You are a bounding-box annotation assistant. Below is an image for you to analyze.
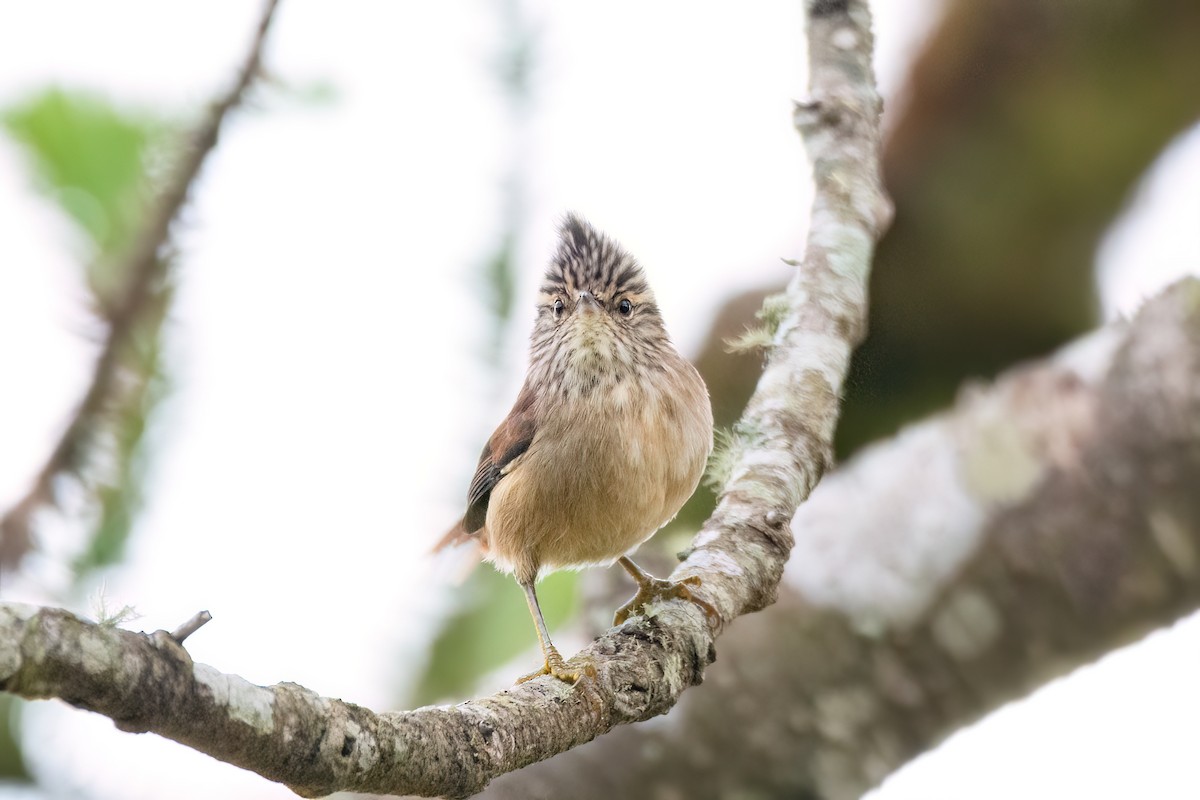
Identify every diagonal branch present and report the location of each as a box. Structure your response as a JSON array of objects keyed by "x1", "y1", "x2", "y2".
[
  {"x1": 0, "y1": 0, "x2": 282, "y2": 569},
  {"x1": 0, "y1": 1, "x2": 888, "y2": 797},
  {"x1": 674, "y1": 0, "x2": 892, "y2": 620}
]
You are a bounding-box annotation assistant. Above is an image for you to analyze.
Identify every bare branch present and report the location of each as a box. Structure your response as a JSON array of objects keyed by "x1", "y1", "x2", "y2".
[
  {"x1": 170, "y1": 610, "x2": 212, "y2": 644},
  {"x1": 0, "y1": 0, "x2": 282, "y2": 569}
]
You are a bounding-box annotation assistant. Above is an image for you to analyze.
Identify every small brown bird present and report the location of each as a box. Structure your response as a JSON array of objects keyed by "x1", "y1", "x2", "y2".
[{"x1": 441, "y1": 214, "x2": 714, "y2": 683}]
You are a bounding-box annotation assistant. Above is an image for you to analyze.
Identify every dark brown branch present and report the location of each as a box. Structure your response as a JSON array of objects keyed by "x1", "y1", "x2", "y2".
[
  {"x1": 0, "y1": 1, "x2": 888, "y2": 797},
  {"x1": 0, "y1": 0, "x2": 282, "y2": 569}
]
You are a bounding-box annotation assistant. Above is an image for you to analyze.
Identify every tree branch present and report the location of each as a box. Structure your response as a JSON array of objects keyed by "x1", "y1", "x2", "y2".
[
  {"x1": 672, "y1": 0, "x2": 891, "y2": 621},
  {"x1": 469, "y1": 276, "x2": 1200, "y2": 800},
  {"x1": 0, "y1": 0, "x2": 282, "y2": 569},
  {"x1": 0, "y1": 1, "x2": 888, "y2": 797}
]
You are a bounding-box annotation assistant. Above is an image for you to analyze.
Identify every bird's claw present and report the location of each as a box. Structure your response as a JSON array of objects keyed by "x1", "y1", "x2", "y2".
[
  {"x1": 516, "y1": 649, "x2": 595, "y2": 685},
  {"x1": 613, "y1": 573, "x2": 719, "y2": 627}
]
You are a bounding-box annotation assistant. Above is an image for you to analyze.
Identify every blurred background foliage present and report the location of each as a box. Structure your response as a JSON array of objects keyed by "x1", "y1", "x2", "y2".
[
  {"x1": 833, "y1": 0, "x2": 1200, "y2": 454},
  {"x1": 1, "y1": 89, "x2": 175, "y2": 581},
  {"x1": 1, "y1": 0, "x2": 1199, "y2": 788},
  {"x1": 3, "y1": 90, "x2": 160, "y2": 276}
]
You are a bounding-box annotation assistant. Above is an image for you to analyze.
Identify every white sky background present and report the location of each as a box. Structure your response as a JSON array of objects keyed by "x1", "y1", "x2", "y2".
[{"x1": 0, "y1": 1, "x2": 1197, "y2": 798}]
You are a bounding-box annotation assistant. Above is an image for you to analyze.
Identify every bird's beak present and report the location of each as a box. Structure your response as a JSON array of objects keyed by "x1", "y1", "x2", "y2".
[{"x1": 577, "y1": 291, "x2": 600, "y2": 314}]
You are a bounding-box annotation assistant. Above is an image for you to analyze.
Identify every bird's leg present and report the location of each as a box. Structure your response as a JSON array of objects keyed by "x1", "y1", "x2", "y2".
[
  {"x1": 516, "y1": 579, "x2": 590, "y2": 684},
  {"x1": 613, "y1": 556, "x2": 719, "y2": 626}
]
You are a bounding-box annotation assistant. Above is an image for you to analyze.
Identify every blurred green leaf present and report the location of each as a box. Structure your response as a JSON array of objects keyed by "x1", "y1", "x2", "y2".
[
  {"x1": 0, "y1": 696, "x2": 29, "y2": 782},
  {"x1": 1, "y1": 88, "x2": 167, "y2": 303},
  {"x1": 413, "y1": 568, "x2": 578, "y2": 704}
]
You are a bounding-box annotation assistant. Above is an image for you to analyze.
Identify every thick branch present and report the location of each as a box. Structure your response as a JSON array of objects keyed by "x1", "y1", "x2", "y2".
[
  {"x1": 0, "y1": 0, "x2": 281, "y2": 569},
  {"x1": 0, "y1": 1, "x2": 887, "y2": 797},
  {"x1": 471, "y1": 276, "x2": 1200, "y2": 800}
]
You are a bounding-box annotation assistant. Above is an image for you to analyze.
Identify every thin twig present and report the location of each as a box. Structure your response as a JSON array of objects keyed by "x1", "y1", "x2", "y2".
[
  {"x1": 0, "y1": 0, "x2": 282, "y2": 570},
  {"x1": 170, "y1": 610, "x2": 212, "y2": 645}
]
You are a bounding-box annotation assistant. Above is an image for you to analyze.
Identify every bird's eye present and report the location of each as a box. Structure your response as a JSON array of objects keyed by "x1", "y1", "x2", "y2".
[
  {"x1": 617, "y1": 298, "x2": 633, "y2": 316},
  {"x1": 553, "y1": 298, "x2": 565, "y2": 319}
]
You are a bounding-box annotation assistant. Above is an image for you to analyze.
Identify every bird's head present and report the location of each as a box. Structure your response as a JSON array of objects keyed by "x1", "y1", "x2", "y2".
[{"x1": 529, "y1": 214, "x2": 670, "y2": 391}]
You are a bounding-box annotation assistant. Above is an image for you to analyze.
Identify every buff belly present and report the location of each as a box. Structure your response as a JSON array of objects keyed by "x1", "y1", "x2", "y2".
[{"x1": 482, "y1": 380, "x2": 711, "y2": 584}]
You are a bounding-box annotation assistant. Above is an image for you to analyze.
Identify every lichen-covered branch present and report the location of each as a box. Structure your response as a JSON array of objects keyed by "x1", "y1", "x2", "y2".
[
  {"x1": 0, "y1": 0, "x2": 281, "y2": 570},
  {"x1": 0, "y1": 1, "x2": 888, "y2": 797},
  {"x1": 470, "y1": 277, "x2": 1200, "y2": 800},
  {"x1": 673, "y1": 0, "x2": 891, "y2": 622}
]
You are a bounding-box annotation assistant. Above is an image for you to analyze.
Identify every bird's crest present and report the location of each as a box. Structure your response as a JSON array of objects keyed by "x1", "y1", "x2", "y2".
[{"x1": 540, "y1": 213, "x2": 653, "y2": 302}]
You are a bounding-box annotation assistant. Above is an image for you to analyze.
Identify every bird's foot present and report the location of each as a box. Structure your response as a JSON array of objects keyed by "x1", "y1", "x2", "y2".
[
  {"x1": 613, "y1": 572, "x2": 719, "y2": 627},
  {"x1": 516, "y1": 646, "x2": 594, "y2": 685}
]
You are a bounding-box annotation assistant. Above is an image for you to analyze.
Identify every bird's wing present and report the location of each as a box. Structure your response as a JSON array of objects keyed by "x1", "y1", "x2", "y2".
[{"x1": 463, "y1": 379, "x2": 538, "y2": 533}]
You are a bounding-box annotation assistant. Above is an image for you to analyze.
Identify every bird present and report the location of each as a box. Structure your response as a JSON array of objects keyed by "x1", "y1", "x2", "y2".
[{"x1": 439, "y1": 213, "x2": 714, "y2": 683}]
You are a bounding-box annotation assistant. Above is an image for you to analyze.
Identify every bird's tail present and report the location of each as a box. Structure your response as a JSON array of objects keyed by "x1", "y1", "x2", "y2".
[
  {"x1": 429, "y1": 519, "x2": 483, "y2": 584},
  {"x1": 432, "y1": 519, "x2": 473, "y2": 553}
]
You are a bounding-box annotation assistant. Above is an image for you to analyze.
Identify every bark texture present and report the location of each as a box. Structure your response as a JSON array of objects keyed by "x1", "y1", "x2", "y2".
[
  {"x1": 0, "y1": 2, "x2": 889, "y2": 797},
  {"x1": 473, "y1": 277, "x2": 1200, "y2": 800}
]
